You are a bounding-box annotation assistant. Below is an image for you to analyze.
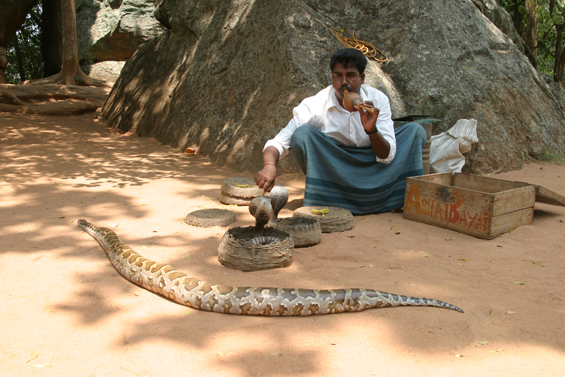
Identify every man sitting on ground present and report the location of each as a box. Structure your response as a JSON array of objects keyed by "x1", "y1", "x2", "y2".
[{"x1": 254, "y1": 48, "x2": 426, "y2": 215}]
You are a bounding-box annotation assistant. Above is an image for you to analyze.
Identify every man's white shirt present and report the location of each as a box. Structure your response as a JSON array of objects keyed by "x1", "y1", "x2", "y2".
[{"x1": 264, "y1": 84, "x2": 396, "y2": 163}]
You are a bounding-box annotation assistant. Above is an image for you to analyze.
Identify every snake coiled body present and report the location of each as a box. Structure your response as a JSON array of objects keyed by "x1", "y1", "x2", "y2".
[
  {"x1": 78, "y1": 219, "x2": 463, "y2": 315},
  {"x1": 248, "y1": 236, "x2": 284, "y2": 245}
]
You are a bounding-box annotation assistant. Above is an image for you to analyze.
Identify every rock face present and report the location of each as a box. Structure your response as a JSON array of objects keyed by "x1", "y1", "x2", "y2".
[
  {"x1": 373, "y1": 1, "x2": 565, "y2": 173},
  {"x1": 102, "y1": 0, "x2": 565, "y2": 174},
  {"x1": 81, "y1": 61, "x2": 125, "y2": 83},
  {"x1": 471, "y1": 0, "x2": 525, "y2": 53},
  {"x1": 76, "y1": 0, "x2": 166, "y2": 65},
  {"x1": 36, "y1": 0, "x2": 165, "y2": 81}
]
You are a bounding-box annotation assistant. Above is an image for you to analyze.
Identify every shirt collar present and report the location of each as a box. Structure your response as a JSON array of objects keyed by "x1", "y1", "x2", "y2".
[{"x1": 328, "y1": 87, "x2": 343, "y2": 111}]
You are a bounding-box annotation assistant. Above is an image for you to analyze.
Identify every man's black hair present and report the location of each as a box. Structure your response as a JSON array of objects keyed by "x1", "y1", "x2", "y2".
[{"x1": 330, "y1": 48, "x2": 368, "y2": 74}]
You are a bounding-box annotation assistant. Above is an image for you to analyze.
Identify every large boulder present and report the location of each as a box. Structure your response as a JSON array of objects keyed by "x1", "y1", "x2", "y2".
[
  {"x1": 102, "y1": 0, "x2": 565, "y2": 174},
  {"x1": 40, "y1": 0, "x2": 165, "y2": 81},
  {"x1": 81, "y1": 60, "x2": 126, "y2": 83},
  {"x1": 372, "y1": 0, "x2": 565, "y2": 173},
  {"x1": 76, "y1": 0, "x2": 166, "y2": 65},
  {"x1": 471, "y1": 0, "x2": 525, "y2": 53}
]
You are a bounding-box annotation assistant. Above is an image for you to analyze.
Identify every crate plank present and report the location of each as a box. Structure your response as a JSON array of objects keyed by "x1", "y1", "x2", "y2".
[
  {"x1": 413, "y1": 173, "x2": 452, "y2": 185},
  {"x1": 489, "y1": 208, "x2": 534, "y2": 238},
  {"x1": 535, "y1": 185, "x2": 565, "y2": 207},
  {"x1": 492, "y1": 186, "x2": 536, "y2": 216},
  {"x1": 451, "y1": 173, "x2": 532, "y2": 193}
]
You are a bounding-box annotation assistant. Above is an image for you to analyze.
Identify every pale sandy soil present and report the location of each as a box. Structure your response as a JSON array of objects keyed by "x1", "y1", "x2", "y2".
[{"x1": 1, "y1": 111, "x2": 564, "y2": 377}]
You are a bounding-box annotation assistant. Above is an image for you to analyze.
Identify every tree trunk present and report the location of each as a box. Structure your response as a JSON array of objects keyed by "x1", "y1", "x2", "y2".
[
  {"x1": 554, "y1": 23, "x2": 565, "y2": 84},
  {"x1": 13, "y1": 33, "x2": 27, "y2": 82},
  {"x1": 25, "y1": 0, "x2": 106, "y2": 86},
  {"x1": 524, "y1": 0, "x2": 538, "y2": 68},
  {"x1": 511, "y1": 0, "x2": 539, "y2": 68},
  {"x1": 59, "y1": 0, "x2": 85, "y2": 85},
  {"x1": 41, "y1": 0, "x2": 63, "y2": 77},
  {"x1": 550, "y1": 0, "x2": 565, "y2": 84}
]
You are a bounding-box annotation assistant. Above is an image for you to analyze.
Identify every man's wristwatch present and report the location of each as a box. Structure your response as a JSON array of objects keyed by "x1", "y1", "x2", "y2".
[{"x1": 364, "y1": 127, "x2": 378, "y2": 135}]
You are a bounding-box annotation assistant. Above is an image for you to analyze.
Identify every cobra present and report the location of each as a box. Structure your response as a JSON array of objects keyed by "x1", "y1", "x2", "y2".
[
  {"x1": 268, "y1": 185, "x2": 289, "y2": 226},
  {"x1": 77, "y1": 219, "x2": 463, "y2": 316}
]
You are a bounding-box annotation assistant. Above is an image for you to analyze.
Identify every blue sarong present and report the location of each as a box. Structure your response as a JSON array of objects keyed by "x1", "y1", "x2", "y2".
[{"x1": 290, "y1": 122, "x2": 426, "y2": 215}]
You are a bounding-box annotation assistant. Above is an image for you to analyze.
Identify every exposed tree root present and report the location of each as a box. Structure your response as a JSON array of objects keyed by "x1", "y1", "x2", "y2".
[
  {"x1": 23, "y1": 70, "x2": 111, "y2": 88},
  {"x1": 0, "y1": 83, "x2": 110, "y2": 115},
  {"x1": 0, "y1": 89, "x2": 25, "y2": 105}
]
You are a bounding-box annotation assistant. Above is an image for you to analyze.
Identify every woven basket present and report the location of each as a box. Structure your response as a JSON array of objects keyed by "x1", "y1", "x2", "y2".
[
  {"x1": 219, "y1": 177, "x2": 264, "y2": 206},
  {"x1": 292, "y1": 206, "x2": 355, "y2": 233},
  {"x1": 276, "y1": 217, "x2": 321, "y2": 247},
  {"x1": 219, "y1": 193, "x2": 255, "y2": 206},
  {"x1": 218, "y1": 226, "x2": 293, "y2": 271}
]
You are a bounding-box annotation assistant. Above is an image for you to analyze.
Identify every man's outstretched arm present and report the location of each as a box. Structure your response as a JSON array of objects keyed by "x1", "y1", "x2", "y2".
[{"x1": 254, "y1": 146, "x2": 280, "y2": 192}]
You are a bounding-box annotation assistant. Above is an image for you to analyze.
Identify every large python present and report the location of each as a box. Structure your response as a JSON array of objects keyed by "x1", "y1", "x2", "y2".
[{"x1": 77, "y1": 217, "x2": 464, "y2": 316}]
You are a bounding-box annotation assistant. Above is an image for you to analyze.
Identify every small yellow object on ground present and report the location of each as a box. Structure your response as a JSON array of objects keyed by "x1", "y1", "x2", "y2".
[{"x1": 311, "y1": 208, "x2": 329, "y2": 216}]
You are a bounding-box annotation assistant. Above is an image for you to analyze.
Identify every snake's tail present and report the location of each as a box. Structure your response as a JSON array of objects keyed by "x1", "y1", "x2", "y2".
[{"x1": 369, "y1": 291, "x2": 464, "y2": 313}]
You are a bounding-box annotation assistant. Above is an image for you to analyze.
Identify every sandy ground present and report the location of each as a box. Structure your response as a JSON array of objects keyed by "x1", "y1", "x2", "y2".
[{"x1": 1, "y1": 110, "x2": 565, "y2": 377}]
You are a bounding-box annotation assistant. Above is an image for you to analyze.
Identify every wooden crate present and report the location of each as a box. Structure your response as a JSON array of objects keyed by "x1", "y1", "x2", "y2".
[{"x1": 403, "y1": 173, "x2": 536, "y2": 239}]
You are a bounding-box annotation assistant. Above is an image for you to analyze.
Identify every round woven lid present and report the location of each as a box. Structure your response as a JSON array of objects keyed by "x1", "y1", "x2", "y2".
[
  {"x1": 221, "y1": 177, "x2": 264, "y2": 198},
  {"x1": 292, "y1": 206, "x2": 355, "y2": 233},
  {"x1": 276, "y1": 217, "x2": 322, "y2": 247},
  {"x1": 184, "y1": 208, "x2": 236, "y2": 227},
  {"x1": 219, "y1": 193, "x2": 253, "y2": 206}
]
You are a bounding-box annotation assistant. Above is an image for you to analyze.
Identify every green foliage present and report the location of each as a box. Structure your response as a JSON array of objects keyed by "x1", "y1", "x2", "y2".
[
  {"x1": 521, "y1": 148, "x2": 565, "y2": 164},
  {"x1": 5, "y1": 3, "x2": 43, "y2": 84},
  {"x1": 499, "y1": 0, "x2": 565, "y2": 82},
  {"x1": 534, "y1": 148, "x2": 565, "y2": 164},
  {"x1": 533, "y1": 2, "x2": 556, "y2": 75}
]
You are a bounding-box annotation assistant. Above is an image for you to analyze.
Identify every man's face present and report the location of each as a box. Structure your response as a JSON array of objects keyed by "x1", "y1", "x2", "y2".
[{"x1": 332, "y1": 63, "x2": 365, "y2": 102}]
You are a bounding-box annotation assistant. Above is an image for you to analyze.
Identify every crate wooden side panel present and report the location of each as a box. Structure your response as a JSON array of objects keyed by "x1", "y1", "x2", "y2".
[
  {"x1": 491, "y1": 186, "x2": 536, "y2": 217},
  {"x1": 449, "y1": 173, "x2": 535, "y2": 216},
  {"x1": 412, "y1": 172, "x2": 453, "y2": 185},
  {"x1": 453, "y1": 176, "x2": 565, "y2": 208},
  {"x1": 451, "y1": 173, "x2": 532, "y2": 193},
  {"x1": 403, "y1": 177, "x2": 495, "y2": 238},
  {"x1": 489, "y1": 208, "x2": 534, "y2": 239}
]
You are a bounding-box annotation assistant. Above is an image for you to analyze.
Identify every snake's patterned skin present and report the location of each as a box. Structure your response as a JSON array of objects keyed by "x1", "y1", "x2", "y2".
[
  {"x1": 77, "y1": 219, "x2": 463, "y2": 316},
  {"x1": 269, "y1": 186, "x2": 289, "y2": 225},
  {"x1": 248, "y1": 236, "x2": 283, "y2": 245},
  {"x1": 248, "y1": 197, "x2": 272, "y2": 233}
]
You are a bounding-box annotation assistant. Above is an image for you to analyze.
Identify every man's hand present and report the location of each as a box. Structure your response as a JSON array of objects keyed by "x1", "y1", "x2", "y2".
[
  {"x1": 254, "y1": 165, "x2": 277, "y2": 192},
  {"x1": 355, "y1": 101, "x2": 390, "y2": 159},
  {"x1": 255, "y1": 146, "x2": 280, "y2": 192},
  {"x1": 355, "y1": 100, "x2": 380, "y2": 133}
]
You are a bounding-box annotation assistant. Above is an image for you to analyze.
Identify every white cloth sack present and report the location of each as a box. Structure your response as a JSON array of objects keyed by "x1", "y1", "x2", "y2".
[{"x1": 430, "y1": 119, "x2": 478, "y2": 173}]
